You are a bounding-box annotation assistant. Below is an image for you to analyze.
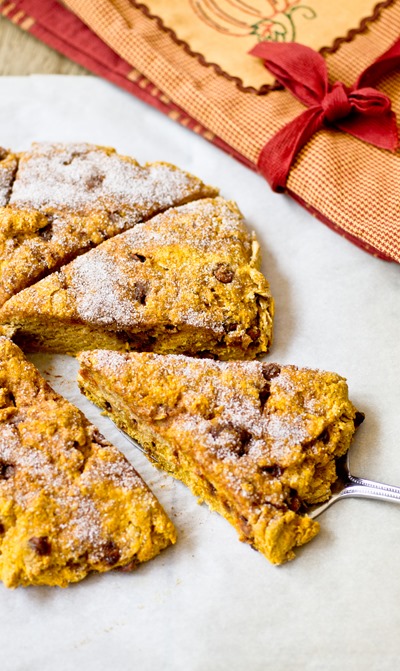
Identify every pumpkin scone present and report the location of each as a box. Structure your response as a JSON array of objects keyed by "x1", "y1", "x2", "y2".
[
  {"x1": 0, "y1": 142, "x2": 217, "y2": 307},
  {"x1": 77, "y1": 351, "x2": 364, "y2": 564},
  {"x1": 0, "y1": 337, "x2": 176, "y2": 588},
  {"x1": 0, "y1": 198, "x2": 274, "y2": 359}
]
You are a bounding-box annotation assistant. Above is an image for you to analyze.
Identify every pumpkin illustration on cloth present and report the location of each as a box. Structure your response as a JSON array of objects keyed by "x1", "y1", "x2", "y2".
[{"x1": 189, "y1": 0, "x2": 316, "y2": 42}]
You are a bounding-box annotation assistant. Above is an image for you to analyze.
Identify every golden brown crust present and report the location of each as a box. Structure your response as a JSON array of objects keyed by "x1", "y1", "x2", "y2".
[
  {"x1": 0, "y1": 142, "x2": 217, "y2": 307},
  {"x1": 0, "y1": 198, "x2": 274, "y2": 359},
  {"x1": 0, "y1": 337, "x2": 176, "y2": 588},
  {"x1": 77, "y1": 351, "x2": 362, "y2": 564}
]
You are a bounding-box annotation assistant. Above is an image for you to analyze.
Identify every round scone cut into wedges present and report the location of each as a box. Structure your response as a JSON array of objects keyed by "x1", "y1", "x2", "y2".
[
  {"x1": 0, "y1": 197, "x2": 274, "y2": 359},
  {"x1": 77, "y1": 351, "x2": 364, "y2": 565},
  {"x1": 0, "y1": 142, "x2": 218, "y2": 308},
  {"x1": 0, "y1": 338, "x2": 176, "y2": 588}
]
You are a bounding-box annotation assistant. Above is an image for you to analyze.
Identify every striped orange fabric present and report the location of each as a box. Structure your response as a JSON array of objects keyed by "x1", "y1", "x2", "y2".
[{"x1": 63, "y1": 0, "x2": 400, "y2": 261}]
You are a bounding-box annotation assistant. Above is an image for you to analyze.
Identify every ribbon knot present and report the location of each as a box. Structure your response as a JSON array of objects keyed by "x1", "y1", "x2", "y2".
[
  {"x1": 321, "y1": 82, "x2": 351, "y2": 123},
  {"x1": 249, "y1": 41, "x2": 400, "y2": 192}
]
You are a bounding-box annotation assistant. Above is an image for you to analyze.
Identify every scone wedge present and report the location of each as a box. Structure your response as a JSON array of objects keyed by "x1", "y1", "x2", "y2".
[
  {"x1": 0, "y1": 142, "x2": 217, "y2": 307},
  {"x1": 78, "y1": 351, "x2": 364, "y2": 564},
  {"x1": 0, "y1": 338, "x2": 176, "y2": 588},
  {"x1": 0, "y1": 198, "x2": 274, "y2": 359}
]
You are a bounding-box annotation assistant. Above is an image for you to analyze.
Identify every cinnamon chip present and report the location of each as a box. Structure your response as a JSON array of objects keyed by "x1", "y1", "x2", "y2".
[
  {"x1": 213, "y1": 263, "x2": 234, "y2": 283},
  {"x1": 29, "y1": 536, "x2": 52, "y2": 556}
]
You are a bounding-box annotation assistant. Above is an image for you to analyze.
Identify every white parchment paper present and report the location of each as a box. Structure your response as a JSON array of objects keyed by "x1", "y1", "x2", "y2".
[{"x1": 0, "y1": 76, "x2": 399, "y2": 671}]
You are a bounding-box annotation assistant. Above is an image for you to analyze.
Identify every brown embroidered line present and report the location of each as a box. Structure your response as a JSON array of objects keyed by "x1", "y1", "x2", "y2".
[
  {"x1": 320, "y1": 0, "x2": 396, "y2": 56},
  {"x1": 128, "y1": 0, "x2": 280, "y2": 95},
  {"x1": 129, "y1": 0, "x2": 396, "y2": 95}
]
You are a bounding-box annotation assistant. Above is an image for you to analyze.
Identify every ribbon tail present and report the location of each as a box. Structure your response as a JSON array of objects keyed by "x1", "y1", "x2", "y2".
[
  {"x1": 336, "y1": 111, "x2": 398, "y2": 151},
  {"x1": 356, "y1": 37, "x2": 400, "y2": 89},
  {"x1": 258, "y1": 107, "x2": 324, "y2": 192}
]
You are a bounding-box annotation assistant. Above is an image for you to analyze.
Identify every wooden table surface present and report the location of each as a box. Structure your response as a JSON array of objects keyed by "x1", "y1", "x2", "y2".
[{"x1": 0, "y1": 15, "x2": 88, "y2": 75}]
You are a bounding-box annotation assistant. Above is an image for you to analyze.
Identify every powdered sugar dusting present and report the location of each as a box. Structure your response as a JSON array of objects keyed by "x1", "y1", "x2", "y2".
[
  {"x1": 81, "y1": 442, "x2": 145, "y2": 492},
  {"x1": 61, "y1": 494, "x2": 104, "y2": 550},
  {"x1": 0, "y1": 173, "x2": 11, "y2": 206},
  {"x1": 79, "y1": 350, "x2": 358, "y2": 551},
  {"x1": 265, "y1": 413, "x2": 309, "y2": 447},
  {"x1": 177, "y1": 307, "x2": 214, "y2": 330},
  {"x1": 0, "y1": 143, "x2": 217, "y2": 306},
  {"x1": 0, "y1": 152, "x2": 17, "y2": 207},
  {"x1": 91, "y1": 349, "x2": 132, "y2": 375},
  {"x1": 70, "y1": 248, "x2": 137, "y2": 326},
  {"x1": 0, "y1": 371, "x2": 157, "y2": 566},
  {"x1": 122, "y1": 197, "x2": 250, "y2": 252},
  {"x1": 83, "y1": 352, "x2": 353, "y2": 509},
  {"x1": 66, "y1": 197, "x2": 254, "y2": 331},
  {"x1": 9, "y1": 143, "x2": 201, "y2": 214},
  {"x1": 90, "y1": 353, "x2": 316, "y2": 463}
]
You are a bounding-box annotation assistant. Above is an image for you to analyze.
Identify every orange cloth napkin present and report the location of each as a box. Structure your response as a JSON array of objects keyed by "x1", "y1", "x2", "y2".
[{"x1": 2, "y1": 0, "x2": 400, "y2": 260}]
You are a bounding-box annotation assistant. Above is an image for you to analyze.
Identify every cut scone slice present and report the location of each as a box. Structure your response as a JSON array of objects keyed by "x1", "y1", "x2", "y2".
[
  {"x1": 77, "y1": 351, "x2": 364, "y2": 565},
  {"x1": 0, "y1": 338, "x2": 176, "y2": 588},
  {"x1": 0, "y1": 197, "x2": 274, "y2": 359},
  {"x1": 0, "y1": 142, "x2": 217, "y2": 307}
]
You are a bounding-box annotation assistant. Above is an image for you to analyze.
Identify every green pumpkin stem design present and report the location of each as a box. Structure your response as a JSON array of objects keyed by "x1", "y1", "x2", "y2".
[{"x1": 251, "y1": 6, "x2": 317, "y2": 43}]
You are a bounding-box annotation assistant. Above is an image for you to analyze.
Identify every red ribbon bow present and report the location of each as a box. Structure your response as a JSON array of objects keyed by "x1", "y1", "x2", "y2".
[{"x1": 249, "y1": 40, "x2": 400, "y2": 192}]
